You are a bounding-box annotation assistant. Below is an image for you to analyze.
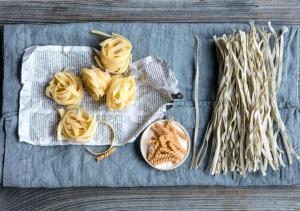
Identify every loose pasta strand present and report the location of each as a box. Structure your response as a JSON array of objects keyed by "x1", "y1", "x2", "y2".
[
  {"x1": 190, "y1": 35, "x2": 200, "y2": 169},
  {"x1": 86, "y1": 121, "x2": 117, "y2": 161}
]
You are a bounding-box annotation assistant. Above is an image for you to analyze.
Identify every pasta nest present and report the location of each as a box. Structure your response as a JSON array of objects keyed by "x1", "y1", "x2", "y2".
[
  {"x1": 106, "y1": 75, "x2": 136, "y2": 110},
  {"x1": 99, "y1": 34, "x2": 132, "y2": 74},
  {"x1": 57, "y1": 107, "x2": 97, "y2": 143},
  {"x1": 46, "y1": 69, "x2": 84, "y2": 106},
  {"x1": 81, "y1": 67, "x2": 111, "y2": 101}
]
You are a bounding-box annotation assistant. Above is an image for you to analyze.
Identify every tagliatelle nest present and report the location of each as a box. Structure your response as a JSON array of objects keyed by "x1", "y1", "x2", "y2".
[
  {"x1": 81, "y1": 67, "x2": 112, "y2": 101},
  {"x1": 57, "y1": 107, "x2": 97, "y2": 143},
  {"x1": 106, "y1": 75, "x2": 136, "y2": 111},
  {"x1": 45, "y1": 69, "x2": 84, "y2": 106},
  {"x1": 97, "y1": 33, "x2": 132, "y2": 74}
]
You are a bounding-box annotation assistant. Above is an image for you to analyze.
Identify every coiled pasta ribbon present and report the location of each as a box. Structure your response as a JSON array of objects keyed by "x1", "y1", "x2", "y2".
[
  {"x1": 86, "y1": 121, "x2": 116, "y2": 161},
  {"x1": 98, "y1": 33, "x2": 132, "y2": 74},
  {"x1": 81, "y1": 67, "x2": 111, "y2": 101},
  {"x1": 57, "y1": 107, "x2": 96, "y2": 143},
  {"x1": 46, "y1": 69, "x2": 84, "y2": 106},
  {"x1": 106, "y1": 75, "x2": 136, "y2": 110}
]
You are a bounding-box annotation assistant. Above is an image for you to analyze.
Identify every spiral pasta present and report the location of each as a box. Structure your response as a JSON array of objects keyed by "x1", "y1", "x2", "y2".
[
  {"x1": 98, "y1": 33, "x2": 132, "y2": 74},
  {"x1": 46, "y1": 69, "x2": 84, "y2": 106},
  {"x1": 147, "y1": 121, "x2": 188, "y2": 166},
  {"x1": 96, "y1": 147, "x2": 116, "y2": 161},
  {"x1": 81, "y1": 67, "x2": 111, "y2": 101},
  {"x1": 57, "y1": 107, "x2": 97, "y2": 143},
  {"x1": 106, "y1": 75, "x2": 136, "y2": 110}
]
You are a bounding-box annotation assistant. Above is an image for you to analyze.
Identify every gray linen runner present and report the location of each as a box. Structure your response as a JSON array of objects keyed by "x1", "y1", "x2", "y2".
[{"x1": 1, "y1": 22, "x2": 300, "y2": 187}]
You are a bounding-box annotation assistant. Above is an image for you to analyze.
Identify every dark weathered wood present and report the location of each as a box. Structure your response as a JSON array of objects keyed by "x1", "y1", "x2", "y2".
[
  {"x1": 0, "y1": 0, "x2": 300, "y2": 24},
  {"x1": 1, "y1": 1, "x2": 300, "y2": 210},
  {"x1": 1, "y1": 187, "x2": 300, "y2": 210}
]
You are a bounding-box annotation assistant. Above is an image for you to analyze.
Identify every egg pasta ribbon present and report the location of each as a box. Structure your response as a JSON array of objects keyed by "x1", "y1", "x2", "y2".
[
  {"x1": 46, "y1": 69, "x2": 84, "y2": 106},
  {"x1": 81, "y1": 67, "x2": 111, "y2": 101},
  {"x1": 106, "y1": 75, "x2": 136, "y2": 110},
  {"x1": 98, "y1": 33, "x2": 132, "y2": 74},
  {"x1": 57, "y1": 107, "x2": 97, "y2": 143}
]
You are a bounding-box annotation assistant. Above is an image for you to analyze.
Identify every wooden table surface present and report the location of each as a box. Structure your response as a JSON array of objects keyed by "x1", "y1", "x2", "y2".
[{"x1": 1, "y1": 1, "x2": 300, "y2": 210}]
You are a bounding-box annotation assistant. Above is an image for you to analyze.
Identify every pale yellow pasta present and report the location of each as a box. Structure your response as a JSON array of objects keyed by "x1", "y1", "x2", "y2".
[
  {"x1": 98, "y1": 33, "x2": 132, "y2": 74},
  {"x1": 106, "y1": 75, "x2": 135, "y2": 110},
  {"x1": 81, "y1": 67, "x2": 111, "y2": 101},
  {"x1": 85, "y1": 121, "x2": 117, "y2": 161},
  {"x1": 57, "y1": 107, "x2": 96, "y2": 143},
  {"x1": 46, "y1": 69, "x2": 84, "y2": 106}
]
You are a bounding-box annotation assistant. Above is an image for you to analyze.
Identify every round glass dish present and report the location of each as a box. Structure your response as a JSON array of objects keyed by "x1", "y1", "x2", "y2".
[{"x1": 140, "y1": 119, "x2": 190, "y2": 171}]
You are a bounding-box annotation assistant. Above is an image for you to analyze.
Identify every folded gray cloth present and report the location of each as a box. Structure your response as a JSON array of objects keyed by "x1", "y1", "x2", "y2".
[{"x1": 1, "y1": 22, "x2": 300, "y2": 187}]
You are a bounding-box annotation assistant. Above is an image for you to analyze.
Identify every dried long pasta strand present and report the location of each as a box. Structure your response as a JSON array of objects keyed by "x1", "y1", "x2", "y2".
[
  {"x1": 190, "y1": 35, "x2": 200, "y2": 169},
  {"x1": 91, "y1": 29, "x2": 113, "y2": 38},
  {"x1": 86, "y1": 121, "x2": 116, "y2": 162},
  {"x1": 194, "y1": 22, "x2": 299, "y2": 176}
]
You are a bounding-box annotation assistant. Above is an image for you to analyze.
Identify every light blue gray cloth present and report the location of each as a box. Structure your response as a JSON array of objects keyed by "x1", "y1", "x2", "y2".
[{"x1": 1, "y1": 22, "x2": 300, "y2": 187}]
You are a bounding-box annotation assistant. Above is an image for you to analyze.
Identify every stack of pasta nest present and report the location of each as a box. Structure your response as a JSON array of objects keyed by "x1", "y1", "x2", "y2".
[{"x1": 45, "y1": 31, "x2": 136, "y2": 161}]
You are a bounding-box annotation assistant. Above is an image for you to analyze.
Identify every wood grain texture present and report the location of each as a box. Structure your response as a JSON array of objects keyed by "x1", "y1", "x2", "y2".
[
  {"x1": 0, "y1": 0, "x2": 300, "y2": 24},
  {"x1": 1, "y1": 0, "x2": 300, "y2": 210},
  {"x1": 1, "y1": 187, "x2": 300, "y2": 210}
]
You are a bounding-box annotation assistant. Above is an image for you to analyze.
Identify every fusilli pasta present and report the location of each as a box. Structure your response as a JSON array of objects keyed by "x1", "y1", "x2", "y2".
[{"x1": 147, "y1": 120, "x2": 188, "y2": 166}]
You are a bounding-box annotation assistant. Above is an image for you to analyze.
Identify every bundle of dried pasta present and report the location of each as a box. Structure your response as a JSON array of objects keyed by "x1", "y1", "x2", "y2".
[
  {"x1": 81, "y1": 67, "x2": 111, "y2": 101},
  {"x1": 57, "y1": 107, "x2": 96, "y2": 143},
  {"x1": 193, "y1": 22, "x2": 300, "y2": 176},
  {"x1": 97, "y1": 33, "x2": 132, "y2": 74},
  {"x1": 46, "y1": 69, "x2": 84, "y2": 106},
  {"x1": 147, "y1": 121, "x2": 188, "y2": 166},
  {"x1": 106, "y1": 75, "x2": 135, "y2": 110}
]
